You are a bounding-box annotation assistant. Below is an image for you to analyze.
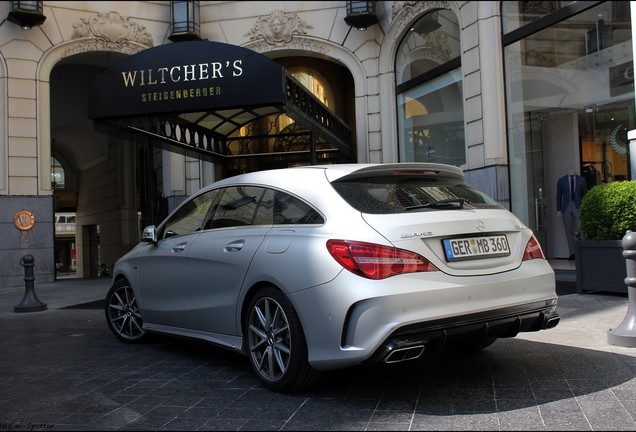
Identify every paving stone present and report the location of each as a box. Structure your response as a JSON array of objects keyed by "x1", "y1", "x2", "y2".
[{"x1": 0, "y1": 279, "x2": 635, "y2": 431}]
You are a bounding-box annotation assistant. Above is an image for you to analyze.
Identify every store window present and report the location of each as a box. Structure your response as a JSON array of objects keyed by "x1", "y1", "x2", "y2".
[
  {"x1": 395, "y1": 9, "x2": 465, "y2": 166},
  {"x1": 502, "y1": 1, "x2": 633, "y2": 258},
  {"x1": 51, "y1": 157, "x2": 65, "y2": 190},
  {"x1": 501, "y1": 1, "x2": 578, "y2": 33}
]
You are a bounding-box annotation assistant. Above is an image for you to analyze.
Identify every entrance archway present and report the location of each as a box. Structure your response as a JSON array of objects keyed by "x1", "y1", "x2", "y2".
[
  {"x1": 88, "y1": 41, "x2": 353, "y2": 172},
  {"x1": 46, "y1": 41, "x2": 354, "y2": 279}
]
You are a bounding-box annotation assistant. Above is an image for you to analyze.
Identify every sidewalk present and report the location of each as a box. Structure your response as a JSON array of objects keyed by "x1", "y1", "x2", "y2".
[{"x1": 0, "y1": 277, "x2": 111, "y2": 316}]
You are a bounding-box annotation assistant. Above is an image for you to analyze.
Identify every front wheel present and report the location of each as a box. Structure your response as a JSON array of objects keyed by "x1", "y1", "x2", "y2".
[
  {"x1": 245, "y1": 287, "x2": 320, "y2": 392},
  {"x1": 105, "y1": 278, "x2": 146, "y2": 343}
]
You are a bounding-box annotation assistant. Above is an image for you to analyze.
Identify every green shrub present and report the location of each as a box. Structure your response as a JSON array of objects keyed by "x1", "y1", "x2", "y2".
[{"x1": 579, "y1": 180, "x2": 636, "y2": 240}]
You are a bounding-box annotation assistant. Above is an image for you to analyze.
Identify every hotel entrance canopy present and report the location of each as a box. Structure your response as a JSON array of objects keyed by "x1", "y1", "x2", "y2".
[{"x1": 88, "y1": 41, "x2": 352, "y2": 165}]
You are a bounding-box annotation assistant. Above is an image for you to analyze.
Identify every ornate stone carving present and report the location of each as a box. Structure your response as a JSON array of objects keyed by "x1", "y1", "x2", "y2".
[
  {"x1": 391, "y1": 2, "x2": 453, "y2": 67},
  {"x1": 392, "y1": 1, "x2": 450, "y2": 21},
  {"x1": 64, "y1": 11, "x2": 153, "y2": 56},
  {"x1": 246, "y1": 38, "x2": 328, "y2": 55},
  {"x1": 245, "y1": 10, "x2": 313, "y2": 47}
]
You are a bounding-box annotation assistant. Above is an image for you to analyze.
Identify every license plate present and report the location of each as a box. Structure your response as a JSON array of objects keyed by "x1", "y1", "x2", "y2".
[{"x1": 443, "y1": 235, "x2": 510, "y2": 261}]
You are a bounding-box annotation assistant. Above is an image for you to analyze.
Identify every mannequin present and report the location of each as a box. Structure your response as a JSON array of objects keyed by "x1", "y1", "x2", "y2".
[{"x1": 556, "y1": 169, "x2": 588, "y2": 259}]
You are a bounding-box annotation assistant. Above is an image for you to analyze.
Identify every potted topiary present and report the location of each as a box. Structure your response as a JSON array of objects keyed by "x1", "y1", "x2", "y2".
[{"x1": 576, "y1": 180, "x2": 636, "y2": 294}]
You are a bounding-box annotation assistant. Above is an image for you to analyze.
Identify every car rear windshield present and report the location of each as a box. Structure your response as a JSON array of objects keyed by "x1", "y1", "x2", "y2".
[{"x1": 331, "y1": 175, "x2": 504, "y2": 214}]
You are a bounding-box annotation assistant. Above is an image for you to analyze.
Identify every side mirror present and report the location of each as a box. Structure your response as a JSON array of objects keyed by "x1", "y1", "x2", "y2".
[{"x1": 141, "y1": 225, "x2": 157, "y2": 243}]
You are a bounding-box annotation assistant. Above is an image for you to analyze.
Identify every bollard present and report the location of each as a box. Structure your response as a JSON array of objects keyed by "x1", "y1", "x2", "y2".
[
  {"x1": 607, "y1": 230, "x2": 636, "y2": 347},
  {"x1": 14, "y1": 254, "x2": 47, "y2": 313}
]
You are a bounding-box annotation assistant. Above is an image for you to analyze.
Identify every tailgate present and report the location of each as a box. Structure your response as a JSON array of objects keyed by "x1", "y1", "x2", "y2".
[{"x1": 362, "y1": 209, "x2": 532, "y2": 276}]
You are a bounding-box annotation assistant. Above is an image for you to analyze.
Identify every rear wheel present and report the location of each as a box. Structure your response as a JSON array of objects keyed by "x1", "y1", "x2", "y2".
[
  {"x1": 105, "y1": 278, "x2": 146, "y2": 343},
  {"x1": 246, "y1": 286, "x2": 320, "y2": 392}
]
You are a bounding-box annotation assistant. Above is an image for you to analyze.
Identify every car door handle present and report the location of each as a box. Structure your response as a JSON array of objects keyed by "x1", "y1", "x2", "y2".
[
  {"x1": 172, "y1": 243, "x2": 187, "y2": 253},
  {"x1": 224, "y1": 240, "x2": 245, "y2": 252}
]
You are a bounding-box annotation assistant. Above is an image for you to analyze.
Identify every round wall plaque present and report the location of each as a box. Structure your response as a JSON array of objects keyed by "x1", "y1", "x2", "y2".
[{"x1": 13, "y1": 210, "x2": 35, "y2": 231}]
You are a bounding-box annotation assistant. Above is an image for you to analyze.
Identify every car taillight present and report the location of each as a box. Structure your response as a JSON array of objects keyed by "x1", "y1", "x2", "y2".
[
  {"x1": 326, "y1": 239, "x2": 438, "y2": 280},
  {"x1": 523, "y1": 235, "x2": 545, "y2": 261}
]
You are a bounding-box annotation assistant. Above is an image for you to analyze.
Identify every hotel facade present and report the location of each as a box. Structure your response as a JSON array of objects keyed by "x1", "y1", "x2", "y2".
[{"x1": 0, "y1": 1, "x2": 633, "y2": 287}]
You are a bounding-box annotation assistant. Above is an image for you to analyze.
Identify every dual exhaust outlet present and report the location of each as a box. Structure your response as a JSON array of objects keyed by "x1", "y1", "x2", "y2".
[
  {"x1": 381, "y1": 312, "x2": 560, "y2": 364},
  {"x1": 384, "y1": 344, "x2": 425, "y2": 363}
]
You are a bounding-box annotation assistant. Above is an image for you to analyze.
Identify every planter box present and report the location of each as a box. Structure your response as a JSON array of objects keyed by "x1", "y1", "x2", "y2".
[{"x1": 575, "y1": 240, "x2": 627, "y2": 294}]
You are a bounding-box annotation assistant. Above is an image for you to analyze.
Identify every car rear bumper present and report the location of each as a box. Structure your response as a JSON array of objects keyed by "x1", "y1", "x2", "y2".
[
  {"x1": 291, "y1": 259, "x2": 557, "y2": 370},
  {"x1": 364, "y1": 299, "x2": 559, "y2": 364}
]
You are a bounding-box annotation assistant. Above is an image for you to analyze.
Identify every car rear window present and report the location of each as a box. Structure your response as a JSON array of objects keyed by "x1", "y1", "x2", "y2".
[{"x1": 331, "y1": 175, "x2": 504, "y2": 214}]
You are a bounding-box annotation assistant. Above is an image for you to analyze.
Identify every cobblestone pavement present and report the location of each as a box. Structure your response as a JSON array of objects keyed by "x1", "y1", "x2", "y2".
[{"x1": 0, "y1": 278, "x2": 635, "y2": 431}]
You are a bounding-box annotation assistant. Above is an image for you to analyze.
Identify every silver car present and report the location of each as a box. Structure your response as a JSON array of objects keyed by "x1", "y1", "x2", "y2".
[{"x1": 105, "y1": 163, "x2": 559, "y2": 392}]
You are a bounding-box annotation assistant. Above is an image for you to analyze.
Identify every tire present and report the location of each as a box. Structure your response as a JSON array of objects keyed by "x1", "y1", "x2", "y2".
[
  {"x1": 245, "y1": 286, "x2": 320, "y2": 392},
  {"x1": 105, "y1": 278, "x2": 146, "y2": 343}
]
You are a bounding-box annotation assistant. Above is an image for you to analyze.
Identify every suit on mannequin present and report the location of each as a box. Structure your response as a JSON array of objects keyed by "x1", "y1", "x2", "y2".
[{"x1": 556, "y1": 170, "x2": 588, "y2": 259}]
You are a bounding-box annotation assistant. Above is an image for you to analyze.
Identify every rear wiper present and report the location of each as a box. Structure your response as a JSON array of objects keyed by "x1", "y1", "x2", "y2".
[{"x1": 405, "y1": 198, "x2": 465, "y2": 211}]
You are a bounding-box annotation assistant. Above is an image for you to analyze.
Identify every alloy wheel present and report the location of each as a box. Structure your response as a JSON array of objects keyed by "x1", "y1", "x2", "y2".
[
  {"x1": 247, "y1": 296, "x2": 291, "y2": 382},
  {"x1": 106, "y1": 281, "x2": 145, "y2": 342}
]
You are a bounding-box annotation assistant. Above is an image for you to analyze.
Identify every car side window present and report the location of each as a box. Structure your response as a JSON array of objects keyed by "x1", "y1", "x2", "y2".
[
  {"x1": 160, "y1": 189, "x2": 220, "y2": 239},
  {"x1": 207, "y1": 186, "x2": 265, "y2": 229},
  {"x1": 273, "y1": 191, "x2": 324, "y2": 224},
  {"x1": 253, "y1": 189, "x2": 274, "y2": 225}
]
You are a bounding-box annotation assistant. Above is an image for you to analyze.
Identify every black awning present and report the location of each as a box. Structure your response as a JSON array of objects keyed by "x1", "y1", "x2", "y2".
[{"x1": 88, "y1": 40, "x2": 351, "y2": 161}]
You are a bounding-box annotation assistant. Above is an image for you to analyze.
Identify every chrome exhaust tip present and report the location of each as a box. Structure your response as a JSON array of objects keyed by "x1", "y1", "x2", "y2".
[
  {"x1": 384, "y1": 345, "x2": 425, "y2": 363},
  {"x1": 544, "y1": 316, "x2": 560, "y2": 329}
]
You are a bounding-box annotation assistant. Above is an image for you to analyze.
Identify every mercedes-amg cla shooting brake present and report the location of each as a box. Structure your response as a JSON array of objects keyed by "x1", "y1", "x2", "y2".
[{"x1": 105, "y1": 163, "x2": 560, "y2": 392}]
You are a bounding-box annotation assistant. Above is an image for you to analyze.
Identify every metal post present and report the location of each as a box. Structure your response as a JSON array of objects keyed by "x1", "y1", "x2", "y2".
[
  {"x1": 607, "y1": 230, "x2": 636, "y2": 346},
  {"x1": 14, "y1": 254, "x2": 47, "y2": 313}
]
